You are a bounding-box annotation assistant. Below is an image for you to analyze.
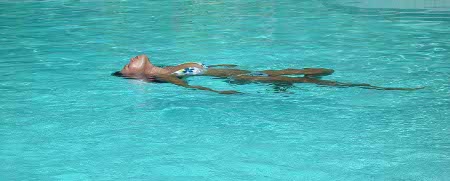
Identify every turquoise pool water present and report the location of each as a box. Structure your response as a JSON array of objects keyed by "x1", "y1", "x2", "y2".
[{"x1": 1, "y1": 0, "x2": 449, "y2": 180}]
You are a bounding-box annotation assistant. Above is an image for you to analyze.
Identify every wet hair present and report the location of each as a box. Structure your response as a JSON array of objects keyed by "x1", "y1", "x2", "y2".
[
  {"x1": 111, "y1": 71, "x2": 124, "y2": 77},
  {"x1": 111, "y1": 71, "x2": 166, "y2": 83},
  {"x1": 111, "y1": 71, "x2": 134, "y2": 79}
]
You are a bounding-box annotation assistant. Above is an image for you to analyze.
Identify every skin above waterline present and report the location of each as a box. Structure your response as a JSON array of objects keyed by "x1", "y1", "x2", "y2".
[{"x1": 112, "y1": 54, "x2": 423, "y2": 94}]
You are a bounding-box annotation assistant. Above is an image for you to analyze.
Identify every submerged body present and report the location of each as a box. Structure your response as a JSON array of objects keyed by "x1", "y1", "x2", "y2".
[{"x1": 113, "y1": 54, "x2": 421, "y2": 94}]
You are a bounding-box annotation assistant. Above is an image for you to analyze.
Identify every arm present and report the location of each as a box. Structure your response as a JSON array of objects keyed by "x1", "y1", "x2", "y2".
[
  {"x1": 300, "y1": 77, "x2": 424, "y2": 90},
  {"x1": 156, "y1": 75, "x2": 239, "y2": 94}
]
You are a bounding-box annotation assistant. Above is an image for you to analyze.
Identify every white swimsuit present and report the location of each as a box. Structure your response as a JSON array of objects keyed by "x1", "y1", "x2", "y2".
[{"x1": 172, "y1": 63, "x2": 207, "y2": 76}]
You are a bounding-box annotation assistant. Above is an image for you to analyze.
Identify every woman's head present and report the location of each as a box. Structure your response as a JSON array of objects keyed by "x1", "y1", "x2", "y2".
[{"x1": 117, "y1": 54, "x2": 152, "y2": 77}]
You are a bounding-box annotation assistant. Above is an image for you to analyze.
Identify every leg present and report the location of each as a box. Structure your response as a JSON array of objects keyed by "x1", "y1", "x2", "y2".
[
  {"x1": 204, "y1": 68, "x2": 250, "y2": 78},
  {"x1": 233, "y1": 75, "x2": 422, "y2": 91},
  {"x1": 204, "y1": 68, "x2": 334, "y2": 78},
  {"x1": 207, "y1": 64, "x2": 238, "y2": 68},
  {"x1": 262, "y1": 68, "x2": 334, "y2": 77}
]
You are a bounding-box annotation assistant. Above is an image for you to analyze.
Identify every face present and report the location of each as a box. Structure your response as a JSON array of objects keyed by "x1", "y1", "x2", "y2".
[{"x1": 120, "y1": 54, "x2": 150, "y2": 75}]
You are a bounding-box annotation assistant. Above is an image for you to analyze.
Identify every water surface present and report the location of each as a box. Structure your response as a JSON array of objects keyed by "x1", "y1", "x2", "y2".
[{"x1": 1, "y1": 0, "x2": 449, "y2": 180}]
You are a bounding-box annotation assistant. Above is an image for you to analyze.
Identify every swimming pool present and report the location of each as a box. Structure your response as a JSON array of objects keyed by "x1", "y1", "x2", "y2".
[{"x1": 1, "y1": 0, "x2": 449, "y2": 180}]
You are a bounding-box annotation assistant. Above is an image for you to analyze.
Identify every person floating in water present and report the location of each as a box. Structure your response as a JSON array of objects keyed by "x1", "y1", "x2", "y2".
[{"x1": 112, "y1": 54, "x2": 421, "y2": 94}]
